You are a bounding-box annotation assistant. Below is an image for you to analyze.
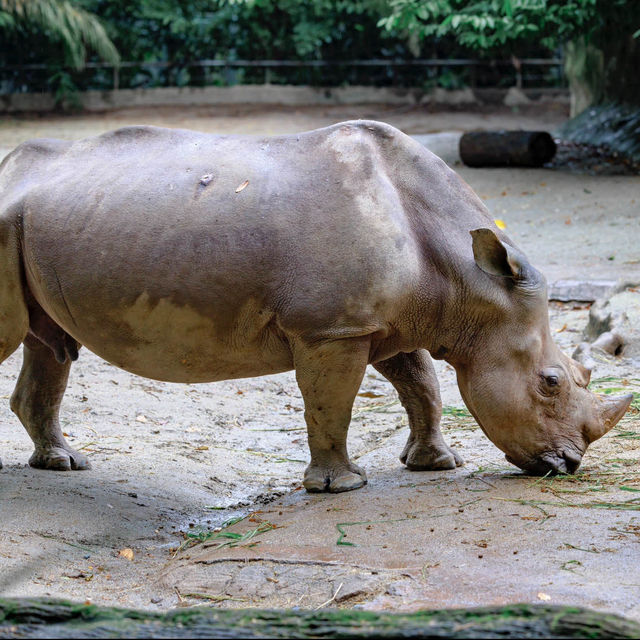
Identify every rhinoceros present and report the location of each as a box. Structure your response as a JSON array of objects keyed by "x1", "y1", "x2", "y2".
[{"x1": 0, "y1": 120, "x2": 632, "y2": 492}]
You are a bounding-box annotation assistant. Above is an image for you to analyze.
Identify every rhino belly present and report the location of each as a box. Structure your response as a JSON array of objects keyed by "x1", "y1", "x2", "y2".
[
  {"x1": 51, "y1": 294, "x2": 293, "y2": 382},
  {"x1": 25, "y1": 265, "x2": 294, "y2": 383}
]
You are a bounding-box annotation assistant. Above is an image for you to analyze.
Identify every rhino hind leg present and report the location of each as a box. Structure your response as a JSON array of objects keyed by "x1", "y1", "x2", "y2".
[
  {"x1": 293, "y1": 337, "x2": 370, "y2": 493},
  {"x1": 374, "y1": 350, "x2": 463, "y2": 471},
  {"x1": 27, "y1": 293, "x2": 79, "y2": 364},
  {"x1": 10, "y1": 334, "x2": 89, "y2": 471}
]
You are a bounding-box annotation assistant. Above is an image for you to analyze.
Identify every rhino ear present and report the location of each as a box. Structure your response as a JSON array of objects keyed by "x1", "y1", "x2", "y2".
[{"x1": 470, "y1": 228, "x2": 527, "y2": 279}]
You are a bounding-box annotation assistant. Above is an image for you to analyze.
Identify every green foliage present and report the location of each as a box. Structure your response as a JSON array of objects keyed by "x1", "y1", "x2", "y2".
[
  {"x1": 0, "y1": 10, "x2": 16, "y2": 30},
  {"x1": 74, "y1": 0, "x2": 394, "y2": 64},
  {"x1": 47, "y1": 0, "x2": 420, "y2": 89},
  {"x1": 219, "y1": 0, "x2": 392, "y2": 58},
  {"x1": 5, "y1": 0, "x2": 631, "y2": 95},
  {"x1": 380, "y1": 0, "x2": 601, "y2": 54},
  {"x1": 48, "y1": 68, "x2": 82, "y2": 108}
]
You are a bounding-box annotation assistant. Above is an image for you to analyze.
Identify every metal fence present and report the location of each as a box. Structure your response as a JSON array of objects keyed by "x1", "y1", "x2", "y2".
[{"x1": 2, "y1": 58, "x2": 565, "y2": 94}]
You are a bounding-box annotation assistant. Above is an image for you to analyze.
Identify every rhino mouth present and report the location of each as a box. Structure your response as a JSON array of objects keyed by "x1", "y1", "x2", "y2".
[{"x1": 506, "y1": 449, "x2": 582, "y2": 476}]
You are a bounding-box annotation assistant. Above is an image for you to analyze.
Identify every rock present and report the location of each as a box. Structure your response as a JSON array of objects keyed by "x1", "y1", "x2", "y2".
[
  {"x1": 548, "y1": 280, "x2": 617, "y2": 303},
  {"x1": 333, "y1": 574, "x2": 380, "y2": 603},
  {"x1": 573, "y1": 282, "x2": 640, "y2": 367},
  {"x1": 225, "y1": 565, "x2": 276, "y2": 599},
  {"x1": 384, "y1": 579, "x2": 415, "y2": 597},
  {"x1": 414, "y1": 133, "x2": 462, "y2": 167},
  {"x1": 504, "y1": 87, "x2": 532, "y2": 107}
]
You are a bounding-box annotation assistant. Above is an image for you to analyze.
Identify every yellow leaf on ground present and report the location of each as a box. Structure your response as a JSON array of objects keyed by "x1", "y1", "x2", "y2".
[
  {"x1": 494, "y1": 219, "x2": 507, "y2": 230},
  {"x1": 118, "y1": 548, "x2": 134, "y2": 561},
  {"x1": 235, "y1": 180, "x2": 249, "y2": 193},
  {"x1": 537, "y1": 592, "x2": 551, "y2": 601}
]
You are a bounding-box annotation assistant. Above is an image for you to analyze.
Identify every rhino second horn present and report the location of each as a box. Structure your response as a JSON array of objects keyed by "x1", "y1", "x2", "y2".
[{"x1": 588, "y1": 393, "x2": 634, "y2": 443}]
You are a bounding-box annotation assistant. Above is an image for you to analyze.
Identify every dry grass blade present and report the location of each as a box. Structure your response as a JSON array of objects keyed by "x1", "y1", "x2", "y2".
[
  {"x1": 441, "y1": 406, "x2": 472, "y2": 418},
  {"x1": 176, "y1": 515, "x2": 277, "y2": 554},
  {"x1": 211, "y1": 445, "x2": 306, "y2": 464},
  {"x1": 495, "y1": 496, "x2": 640, "y2": 512},
  {"x1": 314, "y1": 583, "x2": 343, "y2": 610},
  {"x1": 180, "y1": 592, "x2": 247, "y2": 603},
  {"x1": 352, "y1": 399, "x2": 400, "y2": 417}
]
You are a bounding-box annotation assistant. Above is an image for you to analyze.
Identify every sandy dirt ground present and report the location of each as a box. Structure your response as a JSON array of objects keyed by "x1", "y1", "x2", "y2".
[{"x1": 1, "y1": 104, "x2": 639, "y2": 617}]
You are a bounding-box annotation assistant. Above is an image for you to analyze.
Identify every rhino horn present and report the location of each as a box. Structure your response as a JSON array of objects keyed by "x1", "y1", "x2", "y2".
[{"x1": 587, "y1": 393, "x2": 634, "y2": 443}]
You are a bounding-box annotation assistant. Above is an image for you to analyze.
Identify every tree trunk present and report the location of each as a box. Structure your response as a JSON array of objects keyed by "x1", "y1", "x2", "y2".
[
  {"x1": 565, "y1": 1, "x2": 640, "y2": 116},
  {"x1": 459, "y1": 131, "x2": 556, "y2": 167},
  {"x1": 565, "y1": 37, "x2": 604, "y2": 117},
  {"x1": 2, "y1": 598, "x2": 640, "y2": 639},
  {"x1": 559, "y1": 2, "x2": 640, "y2": 166}
]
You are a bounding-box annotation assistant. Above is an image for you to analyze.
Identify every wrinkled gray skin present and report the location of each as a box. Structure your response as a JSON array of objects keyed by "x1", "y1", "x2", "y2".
[{"x1": 0, "y1": 121, "x2": 632, "y2": 491}]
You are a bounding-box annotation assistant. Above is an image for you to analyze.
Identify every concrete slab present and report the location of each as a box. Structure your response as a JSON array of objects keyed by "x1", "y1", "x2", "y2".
[{"x1": 548, "y1": 279, "x2": 618, "y2": 302}]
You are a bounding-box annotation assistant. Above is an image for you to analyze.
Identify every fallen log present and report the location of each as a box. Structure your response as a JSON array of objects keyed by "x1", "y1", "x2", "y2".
[
  {"x1": 459, "y1": 131, "x2": 557, "y2": 167},
  {"x1": 1, "y1": 598, "x2": 640, "y2": 639}
]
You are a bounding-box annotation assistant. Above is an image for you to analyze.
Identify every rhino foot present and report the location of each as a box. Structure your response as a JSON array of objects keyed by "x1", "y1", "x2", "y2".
[
  {"x1": 400, "y1": 438, "x2": 463, "y2": 471},
  {"x1": 303, "y1": 461, "x2": 367, "y2": 493},
  {"x1": 29, "y1": 446, "x2": 91, "y2": 471}
]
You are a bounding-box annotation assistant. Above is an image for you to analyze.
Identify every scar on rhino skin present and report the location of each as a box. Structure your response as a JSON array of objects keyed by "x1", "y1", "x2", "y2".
[
  {"x1": 26, "y1": 293, "x2": 79, "y2": 363},
  {"x1": 194, "y1": 172, "x2": 215, "y2": 199}
]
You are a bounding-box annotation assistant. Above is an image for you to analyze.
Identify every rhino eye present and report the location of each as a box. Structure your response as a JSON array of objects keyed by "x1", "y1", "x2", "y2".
[{"x1": 540, "y1": 368, "x2": 564, "y2": 395}]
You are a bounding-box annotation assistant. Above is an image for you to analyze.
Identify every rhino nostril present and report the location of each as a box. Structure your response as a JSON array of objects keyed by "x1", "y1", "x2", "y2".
[
  {"x1": 541, "y1": 451, "x2": 581, "y2": 475},
  {"x1": 509, "y1": 451, "x2": 581, "y2": 476},
  {"x1": 561, "y1": 450, "x2": 582, "y2": 474},
  {"x1": 550, "y1": 456, "x2": 568, "y2": 474}
]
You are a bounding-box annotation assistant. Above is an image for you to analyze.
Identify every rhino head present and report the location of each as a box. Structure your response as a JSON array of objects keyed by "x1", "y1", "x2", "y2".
[{"x1": 454, "y1": 228, "x2": 632, "y2": 475}]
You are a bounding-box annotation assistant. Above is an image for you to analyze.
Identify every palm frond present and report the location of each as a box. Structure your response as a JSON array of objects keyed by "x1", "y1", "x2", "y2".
[{"x1": 0, "y1": 0, "x2": 119, "y2": 69}]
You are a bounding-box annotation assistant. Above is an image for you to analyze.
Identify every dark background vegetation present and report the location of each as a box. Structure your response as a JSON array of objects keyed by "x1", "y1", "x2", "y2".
[
  {"x1": 1, "y1": 1, "x2": 639, "y2": 129},
  {"x1": 0, "y1": 1, "x2": 624, "y2": 96}
]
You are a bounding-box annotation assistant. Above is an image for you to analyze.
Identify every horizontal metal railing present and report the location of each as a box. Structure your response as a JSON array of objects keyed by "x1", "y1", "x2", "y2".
[{"x1": 2, "y1": 58, "x2": 565, "y2": 92}]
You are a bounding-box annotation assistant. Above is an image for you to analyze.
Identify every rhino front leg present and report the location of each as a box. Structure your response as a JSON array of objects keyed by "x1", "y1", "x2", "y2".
[
  {"x1": 374, "y1": 350, "x2": 463, "y2": 470},
  {"x1": 293, "y1": 336, "x2": 370, "y2": 493},
  {"x1": 10, "y1": 335, "x2": 90, "y2": 471}
]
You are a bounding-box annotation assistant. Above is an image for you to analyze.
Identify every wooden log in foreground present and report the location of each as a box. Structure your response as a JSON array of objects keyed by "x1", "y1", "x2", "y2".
[
  {"x1": 1, "y1": 599, "x2": 640, "y2": 639},
  {"x1": 459, "y1": 131, "x2": 557, "y2": 167}
]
